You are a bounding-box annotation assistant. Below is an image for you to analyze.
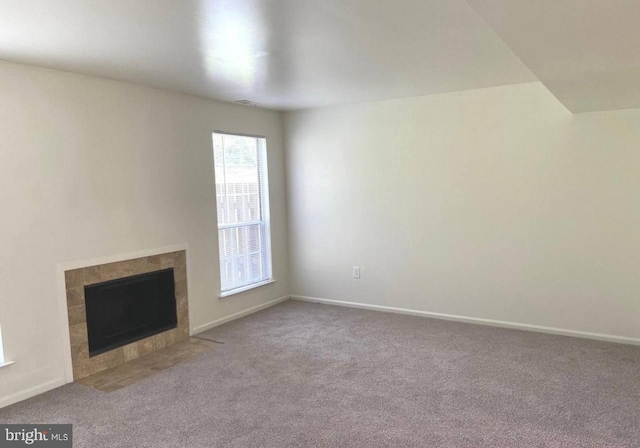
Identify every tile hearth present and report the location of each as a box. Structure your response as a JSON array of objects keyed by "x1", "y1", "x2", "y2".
[{"x1": 78, "y1": 338, "x2": 216, "y2": 392}]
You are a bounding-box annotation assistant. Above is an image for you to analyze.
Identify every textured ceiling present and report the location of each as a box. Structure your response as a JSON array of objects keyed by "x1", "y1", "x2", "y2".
[
  {"x1": 0, "y1": 0, "x2": 637, "y2": 112},
  {"x1": 0, "y1": 0, "x2": 534, "y2": 110}
]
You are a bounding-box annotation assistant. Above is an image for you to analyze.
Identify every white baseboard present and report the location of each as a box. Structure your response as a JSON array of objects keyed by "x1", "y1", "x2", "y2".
[
  {"x1": 2, "y1": 295, "x2": 288, "y2": 409},
  {"x1": 291, "y1": 295, "x2": 640, "y2": 346},
  {"x1": 0, "y1": 378, "x2": 67, "y2": 410},
  {"x1": 192, "y1": 295, "x2": 290, "y2": 334}
]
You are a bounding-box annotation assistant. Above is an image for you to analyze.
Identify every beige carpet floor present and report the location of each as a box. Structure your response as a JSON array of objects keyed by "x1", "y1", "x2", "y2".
[{"x1": 1, "y1": 300, "x2": 639, "y2": 447}]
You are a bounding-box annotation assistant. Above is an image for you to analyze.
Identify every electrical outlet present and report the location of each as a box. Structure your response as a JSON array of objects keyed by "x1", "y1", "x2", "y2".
[{"x1": 353, "y1": 266, "x2": 361, "y2": 279}]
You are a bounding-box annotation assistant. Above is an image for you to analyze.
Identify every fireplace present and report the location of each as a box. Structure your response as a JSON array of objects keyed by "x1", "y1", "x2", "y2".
[
  {"x1": 85, "y1": 269, "x2": 178, "y2": 357},
  {"x1": 65, "y1": 250, "x2": 189, "y2": 380}
]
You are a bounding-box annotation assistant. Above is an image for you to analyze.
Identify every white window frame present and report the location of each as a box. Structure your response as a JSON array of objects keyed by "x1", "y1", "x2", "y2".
[
  {"x1": 0, "y1": 324, "x2": 13, "y2": 368},
  {"x1": 213, "y1": 131, "x2": 274, "y2": 298}
]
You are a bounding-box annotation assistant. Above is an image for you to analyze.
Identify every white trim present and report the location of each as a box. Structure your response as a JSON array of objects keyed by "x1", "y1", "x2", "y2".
[
  {"x1": 291, "y1": 295, "x2": 640, "y2": 346},
  {"x1": 218, "y1": 221, "x2": 263, "y2": 230},
  {"x1": 55, "y1": 243, "x2": 191, "y2": 383},
  {"x1": 220, "y1": 279, "x2": 277, "y2": 298},
  {"x1": 213, "y1": 130, "x2": 266, "y2": 139},
  {"x1": 193, "y1": 295, "x2": 289, "y2": 334},
  {"x1": 0, "y1": 361, "x2": 15, "y2": 369},
  {"x1": 0, "y1": 378, "x2": 66, "y2": 409},
  {"x1": 56, "y1": 244, "x2": 190, "y2": 272},
  {"x1": 0, "y1": 324, "x2": 6, "y2": 365},
  {"x1": 259, "y1": 137, "x2": 274, "y2": 293}
]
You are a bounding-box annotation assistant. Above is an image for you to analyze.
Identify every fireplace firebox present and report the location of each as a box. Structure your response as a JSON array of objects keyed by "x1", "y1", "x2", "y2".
[{"x1": 84, "y1": 268, "x2": 178, "y2": 357}]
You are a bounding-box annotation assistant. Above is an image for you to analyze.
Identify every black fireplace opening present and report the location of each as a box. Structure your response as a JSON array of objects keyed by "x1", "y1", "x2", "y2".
[{"x1": 84, "y1": 268, "x2": 177, "y2": 357}]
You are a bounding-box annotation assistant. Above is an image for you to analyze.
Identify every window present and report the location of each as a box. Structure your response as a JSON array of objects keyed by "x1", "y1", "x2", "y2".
[
  {"x1": 0, "y1": 324, "x2": 10, "y2": 367},
  {"x1": 213, "y1": 132, "x2": 272, "y2": 296}
]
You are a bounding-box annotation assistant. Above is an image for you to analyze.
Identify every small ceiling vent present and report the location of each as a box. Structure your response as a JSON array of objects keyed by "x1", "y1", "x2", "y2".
[{"x1": 235, "y1": 100, "x2": 258, "y2": 107}]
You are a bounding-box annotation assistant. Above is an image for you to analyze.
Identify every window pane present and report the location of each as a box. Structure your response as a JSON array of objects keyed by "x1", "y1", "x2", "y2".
[
  {"x1": 213, "y1": 134, "x2": 262, "y2": 226},
  {"x1": 249, "y1": 253, "x2": 262, "y2": 283},
  {"x1": 218, "y1": 224, "x2": 264, "y2": 291}
]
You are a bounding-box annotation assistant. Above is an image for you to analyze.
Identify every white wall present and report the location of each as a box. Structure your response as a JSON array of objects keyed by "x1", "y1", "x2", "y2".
[
  {"x1": 3, "y1": 61, "x2": 640, "y2": 407},
  {"x1": 0, "y1": 61, "x2": 289, "y2": 406},
  {"x1": 285, "y1": 82, "x2": 640, "y2": 340}
]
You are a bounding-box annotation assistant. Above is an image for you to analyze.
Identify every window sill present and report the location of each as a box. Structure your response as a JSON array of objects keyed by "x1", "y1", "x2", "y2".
[
  {"x1": 219, "y1": 279, "x2": 277, "y2": 299},
  {"x1": 0, "y1": 360, "x2": 14, "y2": 370}
]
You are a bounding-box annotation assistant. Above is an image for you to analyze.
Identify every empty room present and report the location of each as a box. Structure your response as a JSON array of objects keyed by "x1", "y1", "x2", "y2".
[{"x1": 1, "y1": 1, "x2": 639, "y2": 447}]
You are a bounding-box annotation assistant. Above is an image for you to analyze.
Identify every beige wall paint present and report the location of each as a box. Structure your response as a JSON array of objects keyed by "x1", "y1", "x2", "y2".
[
  {"x1": 0, "y1": 61, "x2": 289, "y2": 406},
  {"x1": 285, "y1": 82, "x2": 640, "y2": 339},
  {"x1": 3, "y1": 61, "x2": 640, "y2": 407}
]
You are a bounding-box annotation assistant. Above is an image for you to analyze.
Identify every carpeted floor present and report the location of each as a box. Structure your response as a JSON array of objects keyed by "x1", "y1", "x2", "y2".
[{"x1": 2, "y1": 300, "x2": 639, "y2": 447}]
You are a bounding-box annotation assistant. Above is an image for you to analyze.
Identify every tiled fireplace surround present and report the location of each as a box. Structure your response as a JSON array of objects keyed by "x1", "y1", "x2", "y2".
[{"x1": 64, "y1": 250, "x2": 189, "y2": 380}]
